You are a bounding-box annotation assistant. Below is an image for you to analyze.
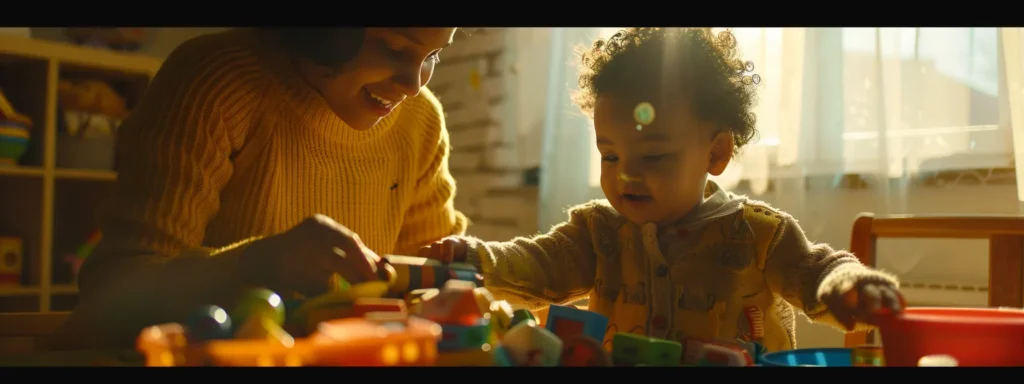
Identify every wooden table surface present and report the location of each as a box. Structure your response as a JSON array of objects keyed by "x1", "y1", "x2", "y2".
[{"x1": 0, "y1": 349, "x2": 144, "y2": 367}]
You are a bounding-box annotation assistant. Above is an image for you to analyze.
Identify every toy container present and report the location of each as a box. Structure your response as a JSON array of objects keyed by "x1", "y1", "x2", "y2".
[
  {"x1": 872, "y1": 306, "x2": 1024, "y2": 366},
  {"x1": 759, "y1": 348, "x2": 852, "y2": 367}
]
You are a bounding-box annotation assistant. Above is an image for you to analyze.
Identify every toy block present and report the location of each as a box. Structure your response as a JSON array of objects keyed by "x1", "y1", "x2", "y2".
[
  {"x1": 420, "y1": 281, "x2": 486, "y2": 325},
  {"x1": 501, "y1": 322, "x2": 563, "y2": 366},
  {"x1": 560, "y1": 335, "x2": 613, "y2": 366},
  {"x1": 612, "y1": 333, "x2": 681, "y2": 367},
  {"x1": 544, "y1": 304, "x2": 608, "y2": 343},
  {"x1": 487, "y1": 300, "x2": 515, "y2": 340},
  {"x1": 404, "y1": 288, "x2": 440, "y2": 315},
  {"x1": 682, "y1": 338, "x2": 752, "y2": 366},
  {"x1": 353, "y1": 298, "x2": 407, "y2": 318},
  {"x1": 437, "y1": 317, "x2": 492, "y2": 351},
  {"x1": 853, "y1": 344, "x2": 885, "y2": 367},
  {"x1": 472, "y1": 287, "x2": 495, "y2": 313},
  {"x1": 492, "y1": 346, "x2": 515, "y2": 366}
]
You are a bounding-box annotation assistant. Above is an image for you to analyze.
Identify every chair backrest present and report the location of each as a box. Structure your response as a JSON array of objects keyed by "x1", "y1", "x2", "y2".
[
  {"x1": 0, "y1": 312, "x2": 71, "y2": 356},
  {"x1": 845, "y1": 213, "x2": 1024, "y2": 347}
]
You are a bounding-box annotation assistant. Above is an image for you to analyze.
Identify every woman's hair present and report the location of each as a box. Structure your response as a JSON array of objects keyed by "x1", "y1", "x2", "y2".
[
  {"x1": 573, "y1": 28, "x2": 760, "y2": 153},
  {"x1": 272, "y1": 28, "x2": 367, "y2": 70}
]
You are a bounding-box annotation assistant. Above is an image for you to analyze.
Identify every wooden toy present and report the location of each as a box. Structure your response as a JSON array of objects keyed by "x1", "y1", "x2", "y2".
[
  {"x1": 183, "y1": 305, "x2": 233, "y2": 342},
  {"x1": 487, "y1": 300, "x2": 515, "y2": 340},
  {"x1": 234, "y1": 315, "x2": 295, "y2": 347},
  {"x1": 511, "y1": 309, "x2": 537, "y2": 328},
  {"x1": 353, "y1": 298, "x2": 407, "y2": 317},
  {"x1": 853, "y1": 344, "x2": 885, "y2": 367},
  {"x1": 310, "y1": 313, "x2": 443, "y2": 366},
  {"x1": 501, "y1": 322, "x2": 563, "y2": 366},
  {"x1": 612, "y1": 333, "x2": 682, "y2": 366},
  {"x1": 385, "y1": 255, "x2": 483, "y2": 295},
  {"x1": 682, "y1": 338, "x2": 753, "y2": 366},
  {"x1": 231, "y1": 288, "x2": 286, "y2": 330},
  {"x1": 560, "y1": 335, "x2": 613, "y2": 366},
  {"x1": 404, "y1": 288, "x2": 440, "y2": 315},
  {"x1": 544, "y1": 304, "x2": 608, "y2": 344}
]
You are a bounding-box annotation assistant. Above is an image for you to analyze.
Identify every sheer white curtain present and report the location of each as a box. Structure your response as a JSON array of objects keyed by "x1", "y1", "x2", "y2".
[{"x1": 538, "y1": 27, "x2": 1024, "y2": 298}]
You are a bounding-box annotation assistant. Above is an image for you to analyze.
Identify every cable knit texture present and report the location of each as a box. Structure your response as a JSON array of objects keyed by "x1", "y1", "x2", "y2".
[{"x1": 59, "y1": 28, "x2": 467, "y2": 349}]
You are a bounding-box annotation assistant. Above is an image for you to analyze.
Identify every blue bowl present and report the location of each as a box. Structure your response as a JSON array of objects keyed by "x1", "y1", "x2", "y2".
[{"x1": 759, "y1": 348, "x2": 852, "y2": 367}]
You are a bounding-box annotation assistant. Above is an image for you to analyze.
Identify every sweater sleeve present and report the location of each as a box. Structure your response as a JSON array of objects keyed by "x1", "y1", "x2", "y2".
[
  {"x1": 393, "y1": 90, "x2": 468, "y2": 256},
  {"x1": 460, "y1": 202, "x2": 603, "y2": 309},
  {"x1": 62, "y1": 36, "x2": 266, "y2": 349},
  {"x1": 763, "y1": 212, "x2": 900, "y2": 332}
]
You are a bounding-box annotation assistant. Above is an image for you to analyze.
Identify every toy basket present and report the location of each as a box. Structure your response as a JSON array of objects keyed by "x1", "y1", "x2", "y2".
[{"x1": 872, "y1": 307, "x2": 1024, "y2": 366}]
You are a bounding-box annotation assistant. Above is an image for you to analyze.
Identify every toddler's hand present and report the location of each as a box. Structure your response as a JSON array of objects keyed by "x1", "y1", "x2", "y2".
[
  {"x1": 417, "y1": 236, "x2": 468, "y2": 263},
  {"x1": 824, "y1": 281, "x2": 906, "y2": 331}
]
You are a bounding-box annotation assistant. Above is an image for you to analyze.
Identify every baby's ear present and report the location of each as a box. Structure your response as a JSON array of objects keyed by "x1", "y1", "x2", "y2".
[{"x1": 707, "y1": 131, "x2": 734, "y2": 176}]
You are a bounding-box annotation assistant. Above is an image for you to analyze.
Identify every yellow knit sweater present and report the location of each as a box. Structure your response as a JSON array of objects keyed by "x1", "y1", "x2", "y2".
[{"x1": 61, "y1": 29, "x2": 467, "y2": 349}]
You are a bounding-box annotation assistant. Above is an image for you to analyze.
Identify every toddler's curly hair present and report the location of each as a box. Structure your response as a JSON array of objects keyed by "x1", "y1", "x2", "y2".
[{"x1": 573, "y1": 28, "x2": 760, "y2": 153}]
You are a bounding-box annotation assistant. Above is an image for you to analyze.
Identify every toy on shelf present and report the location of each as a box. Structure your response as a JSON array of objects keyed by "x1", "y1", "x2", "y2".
[
  {"x1": 0, "y1": 87, "x2": 33, "y2": 167},
  {"x1": 0, "y1": 236, "x2": 24, "y2": 287},
  {"x1": 63, "y1": 229, "x2": 101, "y2": 282}
]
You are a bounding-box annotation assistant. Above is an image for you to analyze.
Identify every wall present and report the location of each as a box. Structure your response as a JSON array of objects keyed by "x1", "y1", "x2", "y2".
[{"x1": 430, "y1": 28, "x2": 541, "y2": 240}]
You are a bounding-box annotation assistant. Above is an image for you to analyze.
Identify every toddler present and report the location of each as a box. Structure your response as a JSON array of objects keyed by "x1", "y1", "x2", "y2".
[{"x1": 421, "y1": 28, "x2": 903, "y2": 352}]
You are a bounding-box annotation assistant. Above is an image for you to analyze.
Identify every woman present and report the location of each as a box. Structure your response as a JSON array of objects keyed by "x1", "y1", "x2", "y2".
[{"x1": 53, "y1": 28, "x2": 468, "y2": 349}]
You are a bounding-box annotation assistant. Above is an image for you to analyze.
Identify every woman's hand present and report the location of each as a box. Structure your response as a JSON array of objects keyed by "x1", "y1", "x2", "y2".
[{"x1": 240, "y1": 214, "x2": 385, "y2": 298}]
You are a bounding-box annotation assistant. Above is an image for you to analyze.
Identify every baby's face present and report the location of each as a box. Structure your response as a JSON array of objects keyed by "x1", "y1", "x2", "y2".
[{"x1": 592, "y1": 95, "x2": 726, "y2": 226}]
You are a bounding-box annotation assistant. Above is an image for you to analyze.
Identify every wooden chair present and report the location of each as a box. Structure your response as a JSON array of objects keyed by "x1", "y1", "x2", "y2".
[
  {"x1": 0, "y1": 312, "x2": 71, "y2": 356},
  {"x1": 844, "y1": 213, "x2": 1024, "y2": 347}
]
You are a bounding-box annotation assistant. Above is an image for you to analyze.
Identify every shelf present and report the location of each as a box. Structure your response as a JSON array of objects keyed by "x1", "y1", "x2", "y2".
[
  {"x1": 0, "y1": 166, "x2": 44, "y2": 178},
  {"x1": 0, "y1": 34, "x2": 162, "y2": 313},
  {"x1": 53, "y1": 168, "x2": 116, "y2": 181}
]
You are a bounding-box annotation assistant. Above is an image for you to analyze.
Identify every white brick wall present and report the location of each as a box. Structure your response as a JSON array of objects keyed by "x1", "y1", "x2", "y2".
[{"x1": 432, "y1": 28, "x2": 540, "y2": 241}]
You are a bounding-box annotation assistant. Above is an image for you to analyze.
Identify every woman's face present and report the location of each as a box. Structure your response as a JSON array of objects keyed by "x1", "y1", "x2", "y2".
[{"x1": 295, "y1": 28, "x2": 457, "y2": 130}]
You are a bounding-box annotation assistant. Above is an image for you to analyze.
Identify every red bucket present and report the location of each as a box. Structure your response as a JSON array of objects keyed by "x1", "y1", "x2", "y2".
[{"x1": 873, "y1": 307, "x2": 1024, "y2": 366}]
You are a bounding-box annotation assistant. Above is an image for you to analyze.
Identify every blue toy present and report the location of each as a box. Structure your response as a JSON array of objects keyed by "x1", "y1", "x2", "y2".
[
  {"x1": 437, "y1": 317, "x2": 492, "y2": 351},
  {"x1": 184, "y1": 305, "x2": 233, "y2": 342},
  {"x1": 544, "y1": 304, "x2": 608, "y2": 344}
]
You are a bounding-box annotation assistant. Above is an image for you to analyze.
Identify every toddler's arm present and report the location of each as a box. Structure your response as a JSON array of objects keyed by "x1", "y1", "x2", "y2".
[
  {"x1": 763, "y1": 211, "x2": 899, "y2": 331},
  {"x1": 457, "y1": 203, "x2": 603, "y2": 309}
]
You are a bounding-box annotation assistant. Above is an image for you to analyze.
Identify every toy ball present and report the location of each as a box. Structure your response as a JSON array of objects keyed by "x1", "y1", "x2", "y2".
[
  {"x1": 185, "y1": 305, "x2": 233, "y2": 342},
  {"x1": 232, "y1": 288, "x2": 286, "y2": 328}
]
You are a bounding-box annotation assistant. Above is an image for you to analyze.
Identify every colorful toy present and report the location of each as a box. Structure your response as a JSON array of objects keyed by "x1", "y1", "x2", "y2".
[
  {"x1": 231, "y1": 288, "x2": 286, "y2": 329},
  {"x1": 544, "y1": 304, "x2": 608, "y2": 344},
  {"x1": 385, "y1": 255, "x2": 483, "y2": 295},
  {"x1": 63, "y1": 229, "x2": 101, "y2": 280},
  {"x1": 501, "y1": 322, "x2": 563, "y2": 366},
  {"x1": 310, "y1": 312, "x2": 443, "y2": 366},
  {"x1": 560, "y1": 335, "x2": 613, "y2": 366},
  {"x1": 852, "y1": 344, "x2": 885, "y2": 367},
  {"x1": 510, "y1": 309, "x2": 537, "y2": 327},
  {"x1": 0, "y1": 87, "x2": 33, "y2": 167},
  {"x1": 352, "y1": 298, "x2": 407, "y2": 317},
  {"x1": 404, "y1": 288, "x2": 439, "y2": 315},
  {"x1": 0, "y1": 236, "x2": 23, "y2": 287},
  {"x1": 682, "y1": 338, "x2": 753, "y2": 366},
  {"x1": 612, "y1": 333, "x2": 682, "y2": 367},
  {"x1": 183, "y1": 305, "x2": 233, "y2": 342}
]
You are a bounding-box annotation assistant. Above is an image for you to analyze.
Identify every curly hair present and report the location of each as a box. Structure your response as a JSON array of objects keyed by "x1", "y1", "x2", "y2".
[{"x1": 573, "y1": 28, "x2": 760, "y2": 153}]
